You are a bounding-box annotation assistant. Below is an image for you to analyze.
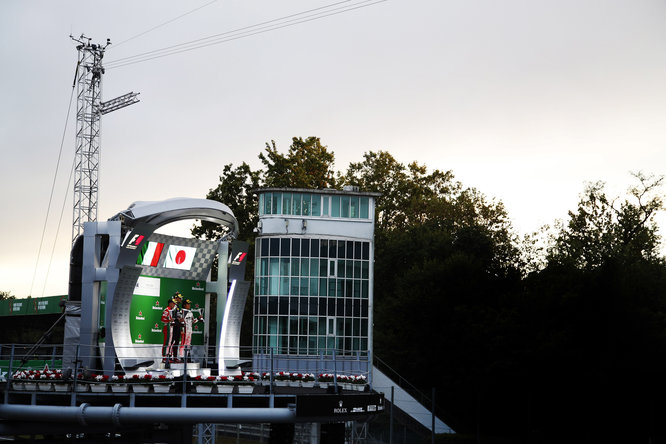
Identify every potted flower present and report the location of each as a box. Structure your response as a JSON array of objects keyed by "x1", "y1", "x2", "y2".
[
  {"x1": 336, "y1": 374, "x2": 353, "y2": 390},
  {"x1": 273, "y1": 371, "x2": 290, "y2": 386},
  {"x1": 317, "y1": 373, "x2": 334, "y2": 389},
  {"x1": 153, "y1": 374, "x2": 173, "y2": 393},
  {"x1": 288, "y1": 373, "x2": 303, "y2": 387},
  {"x1": 215, "y1": 375, "x2": 234, "y2": 393},
  {"x1": 351, "y1": 374, "x2": 367, "y2": 391},
  {"x1": 48, "y1": 370, "x2": 71, "y2": 392},
  {"x1": 192, "y1": 375, "x2": 217, "y2": 393},
  {"x1": 90, "y1": 374, "x2": 110, "y2": 392},
  {"x1": 301, "y1": 373, "x2": 316, "y2": 388},
  {"x1": 110, "y1": 374, "x2": 129, "y2": 393},
  {"x1": 235, "y1": 374, "x2": 255, "y2": 394},
  {"x1": 128, "y1": 373, "x2": 153, "y2": 393}
]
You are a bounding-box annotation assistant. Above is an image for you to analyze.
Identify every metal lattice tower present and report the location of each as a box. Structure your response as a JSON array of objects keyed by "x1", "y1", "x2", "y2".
[{"x1": 71, "y1": 34, "x2": 139, "y2": 242}]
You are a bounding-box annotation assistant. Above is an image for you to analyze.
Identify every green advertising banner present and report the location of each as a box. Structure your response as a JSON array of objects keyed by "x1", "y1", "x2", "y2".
[
  {"x1": 0, "y1": 296, "x2": 67, "y2": 317},
  {"x1": 129, "y1": 276, "x2": 206, "y2": 346}
]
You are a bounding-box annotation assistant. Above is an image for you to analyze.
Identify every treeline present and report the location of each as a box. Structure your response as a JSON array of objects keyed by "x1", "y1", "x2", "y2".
[{"x1": 197, "y1": 137, "x2": 666, "y2": 442}]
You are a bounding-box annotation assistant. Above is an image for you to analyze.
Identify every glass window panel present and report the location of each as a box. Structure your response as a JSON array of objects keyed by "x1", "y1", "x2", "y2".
[
  {"x1": 354, "y1": 242, "x2": 362, "y2": 259},
  {"x1": 362, "y1": 242, "x2": 370, "y2": 260},
  {"x1": 309, "y1": 298, "x2": 318, "y2": 315},
  {"x1": 263, "y1": 193, "x2": 272, "y2": 215},
  {"x1": 323, "y1": 196, "x2": 330, "y2": 216},
  {"x1": 320, "y1": 239, "x2": 328, "y2": 258},
  {"x1": 299, "y1": 317, "x2": 308, "y2": 335},
  {"x1": 318, "y1": 337, "x2": 326, "y2": 352},
  {"x1": 311, "y1": 196, "x2": 321, "y2": 216},
  {"x1": 327, "y1": 337, "x2": 335, "y2": 354},
  {"x1": 328, "y1": 317, "x2": 336, "y2": 336},
  {"x1": 261, "y1": 258, "x2": 268, "y2": 276},
  {"x1": 338, "y1": 241, "x2": 345, "y2": 259},
  {"x1": 270, "y1": 238, "x2": 279, "y2": 256},
  {"x1": 362, "y1": 300, "x2": 369, "y2": 318},
  {"x1": 345, "y1": 298, "x2": 352, "y2": 316},
  {"x1": 353, "y1": 338, "x2": 360, "y2": 351},
  {"x1": 259, "y1": 193, "x2": 264, "y2": 215},
  {"x1": 269, "y1": 297, "x2": 278, "y2": 313},
  {"x1": 269, "y1": 258, "x2": 279, "y2": 275},
  {"x1": 259, "y1": 296, "x2": 267, "y2": 315},
  {"x1": 336, "y1": 301, "x2": 344, "y2": 316},
  {"x1": 280, "y1": 238, "x2": 290, "y2": 256},
  {"x1": 346, "y1": 241, "x2": 354, "y2": 259},
  {"x1": 331, "y1": 196, "x2": 340, "y2": 217},
  {"x1": 301, "y1": 239, "x2": 310, "y2": 257},
  {"x1": 261, "y1": 238, "x2": 269, "y2": 256},
  {"x1": 279, "y1": 335, "x2": 289, "y2": 354},
  {"x1": 360, "y1": 198, "x2": 369, "y2": 219},
  {"x1": 290, "y1": 317, "x2": 298, "y2": 336},
  {"x1": 290, "y1": 297, "x2": 298, "y2": 315},
  {"x1": 291, "y1": 238, "x2": 300, "y2": 256},
  {"x1": 269, "y1": 277, "x2": 279, "y2": 296},
  {"x1": 300, "y1": 258, "x2": 309, "y2": 276},
  {"x1": 361, "y1": 338, "x2": 368, "y2": 351},
  {"x1": 329, "y1": 240, "x2": 337, "y2": 258},
  {"x1": 362, "y1": 281, "x2": 369, "y2": 298},
  {"x1": 350, "y1": 197, "x2": 359, "y2": 218},
  {"x1": 310, "y1": 278, "x2": 319, "y2": 296},
  {"x1": 308, "y1": 337, "x2": 317, "y2": 354},
  {"x1": 361, "y1": 319, "x2": 368, "y2": 336},
  {"x1": 279, "y1": 297, "x2": 288, "y2": 315},
  {"x1": 335, "y1": 259, "x2": 344, "y2": 278},
  {"x1": 280, "y1": 258, "x2": 290, "y2": 276},
  {"x1": 258, "y1": 316, "x2": 266, "y2": 334},
  {"x1": 345, "y1": 319, "x2": 352, "y2": 336},
  {"x1": 292, "y1": 193, "x2": 302, "y2": 215},
  {"x1": 319, "y1": 278, "x2": 327, "y2": 296},
  {"x1": 354, "y1": 299, "x2": 360, "y2": 317},
  {"x1": 362, "y1": 261, "x2": 369, "y2": 279},
  {"x1": 341, "y1": 196, "x2": 350, "y2": 218},
  {"x1": 310, "y1": 259, "x2": 319, "y2": 277},
  {"x1": 300, "y1": 298, "x2": 308, "y2": 315},
  {"x1": 318, "y1": 317, "x2": 327, "y2": 335},
  {"x1": 291, "y1": 278, "x2": 300, "y2": 296},
  {"x1": 289, "y1": 336, "x2": 297, "y2": 355},
  {"x1": 337, "y1": 279, "x2": 344, "y2": 297},
  {"x1": 346, "y1": 280, "x2": 353, "y2": 298},
  {"x1": 299, "y1": 337, "x2": 307, "y2": 354},
  {"x1": 311, "y1": 239, "x2": 320, "y2": 257},
  {"x1": 283, "y1": 194, "x2": 292, "y2": 215},
  {"x1": 353, "y1": 260, "x2": 361, "y2": 279},
  {"x1": 329, "y1": 259, "x2": 336, "y2": 277},
  {"x1": 353, "y1": 280, "x2": 360, "y2": 298},
  {"x1": 319, "y1": 259, "x2": 328, "y2": 277},
  {"x1": 300, "y1": 277, "x2": 309, "y2": 296},
  {"x1": 346, "y1": 260, "x2": 353, "y2": 278},
  {"x1": 280, "y1": 277, "x2": 290, "y2": 296},
  {"x1": 279, "y1": 316, "x2": 288, "y2": 334},
  {"x1": 302, "y1": 194, "x2": 311, "y2": 216},
  {"x1": 268, "y1": 316, "x2": 278, "y2": 334},
  {"x1": 260, "y1": 278, "x2": 268, "y2": 296},
  {"x1": 309, "y1": 317, "x2": 318, "y2": 335},
  {"x1": 272, "y1": 192, "x2": 281, "y2": 214},
  {"x1": 291, "y1": 258, "x2": 300, "y2": 276},
  {"x1": 319, "y1": 298, "x2": 327, "y2": 315},
  {"x1": 327, "y1": 298, "x2": 335, "y2": 316}
]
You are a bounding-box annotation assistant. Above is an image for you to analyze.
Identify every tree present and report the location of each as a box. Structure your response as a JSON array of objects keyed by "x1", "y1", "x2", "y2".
[
  {"x1": 0, "y1": 290, "x2": 15, "y2": 300},
  {"x1": 546, "y1": 172, "x2": 663, "y2": 269},
  {"x1": 260, "y1": 137, "x2": 337, "y2": 189}
]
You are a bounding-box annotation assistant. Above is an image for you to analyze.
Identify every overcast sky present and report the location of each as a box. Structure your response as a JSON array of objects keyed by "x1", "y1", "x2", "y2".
[{"x1": 1, "y1": 0, "x2": 665, "y2": 298}]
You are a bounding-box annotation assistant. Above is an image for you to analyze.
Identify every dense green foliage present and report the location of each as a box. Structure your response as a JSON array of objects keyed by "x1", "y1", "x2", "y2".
[{"x1": 198, "y1": 138, "x2": 666, "y2": 442}]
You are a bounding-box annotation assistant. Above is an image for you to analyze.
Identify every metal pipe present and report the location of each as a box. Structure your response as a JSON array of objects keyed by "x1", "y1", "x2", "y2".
[{"x1": 0, "y1": 404, "x2": 296, "y2": 425}]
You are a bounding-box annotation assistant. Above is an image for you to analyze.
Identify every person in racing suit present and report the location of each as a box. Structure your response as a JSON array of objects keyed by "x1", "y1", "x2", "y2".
[
  {"x1": 178, "y1": 298, "x2": 203, "y2": 361},
  {"x1": 169, "y1": 292, "x2": 184, "y2": 362},
  {"x1": 161, "y1": 298, "x2": 177, "y2": 362}
]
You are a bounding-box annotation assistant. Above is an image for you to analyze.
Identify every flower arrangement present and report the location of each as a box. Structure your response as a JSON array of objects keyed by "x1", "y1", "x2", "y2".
[
  {"x1": 351, "y1": 375, "x2": 367, "y2": 385},
  {"x1": 318, "y1": 373, "x2": 335, "y2": 383},
  {"x1": 193, "y1": 375, "x2": 217, "y2": 385},
  {"x1": 274, "y1": 371, "x2": 290, "y2": 382}
]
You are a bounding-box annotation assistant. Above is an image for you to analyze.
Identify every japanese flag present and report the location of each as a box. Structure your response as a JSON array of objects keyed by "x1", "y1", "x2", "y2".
[{"x1": 163, "y1": 245, "x2": 196, "y2": 270}]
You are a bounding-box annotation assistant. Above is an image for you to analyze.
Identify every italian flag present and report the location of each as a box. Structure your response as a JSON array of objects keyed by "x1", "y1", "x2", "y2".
[{"x1": 138, "y1": 241, "x2": 165, "y2": 267}]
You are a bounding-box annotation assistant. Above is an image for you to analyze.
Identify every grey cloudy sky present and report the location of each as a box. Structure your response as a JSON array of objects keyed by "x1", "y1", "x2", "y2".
[{"x1": 1, "y1": 0, "x2": 665, "y2": 298}]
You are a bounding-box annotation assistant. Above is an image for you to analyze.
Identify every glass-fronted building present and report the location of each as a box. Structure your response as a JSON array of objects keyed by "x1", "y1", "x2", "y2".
[{"x1": 252, "y1": 187, "x2": 380, "y2": 376}]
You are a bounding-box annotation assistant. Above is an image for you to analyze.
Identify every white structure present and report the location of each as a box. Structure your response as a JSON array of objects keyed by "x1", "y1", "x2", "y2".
[{"x1": 252, "y1": 187, "x2": 380, "y2": 378}]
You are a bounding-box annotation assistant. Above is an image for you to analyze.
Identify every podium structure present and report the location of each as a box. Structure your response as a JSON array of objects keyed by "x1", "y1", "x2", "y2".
[{"x1": 64, "y1": 198, "x2": 250, "y2": 376}]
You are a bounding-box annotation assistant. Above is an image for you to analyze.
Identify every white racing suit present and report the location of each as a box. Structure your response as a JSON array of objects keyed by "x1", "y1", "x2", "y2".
[{"x1": 178, "y1": 308, "x2": 203, "y2": 359}]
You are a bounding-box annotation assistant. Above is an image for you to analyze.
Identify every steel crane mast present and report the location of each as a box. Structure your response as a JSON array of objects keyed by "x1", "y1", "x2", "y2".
[{"x1": 70, "y1": 34, "x2": 139, "y2": 242}]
